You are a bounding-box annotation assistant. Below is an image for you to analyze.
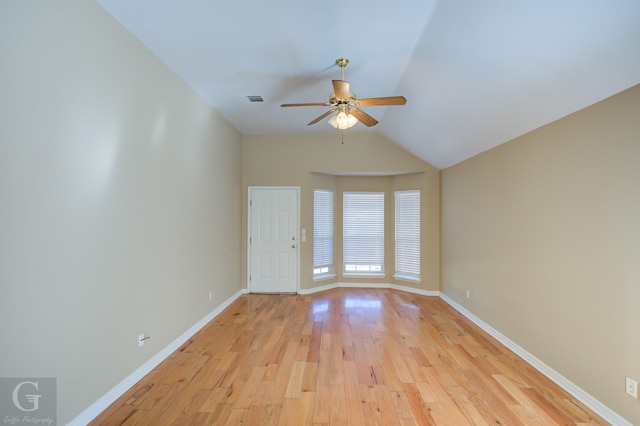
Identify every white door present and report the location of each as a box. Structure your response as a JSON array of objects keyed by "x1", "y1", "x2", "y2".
[{"x1": 249, "y1": 187, "x2": 299, "y2": 293}]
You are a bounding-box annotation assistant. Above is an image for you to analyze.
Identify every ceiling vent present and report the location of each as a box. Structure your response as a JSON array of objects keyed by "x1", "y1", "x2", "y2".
[{"x1": 247, "y1": 96, "x2": 264, "y2": 103}]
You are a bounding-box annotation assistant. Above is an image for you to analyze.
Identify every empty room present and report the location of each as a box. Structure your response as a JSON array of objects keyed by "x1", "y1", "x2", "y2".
[{"x1": 1, "y1": 1, "x2": 639, "y2": 425}]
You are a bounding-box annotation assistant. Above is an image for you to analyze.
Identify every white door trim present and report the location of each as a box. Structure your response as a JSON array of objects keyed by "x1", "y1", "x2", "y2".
[{"x1": 247, "y1": 186, "x2": 300, "y2": 293}]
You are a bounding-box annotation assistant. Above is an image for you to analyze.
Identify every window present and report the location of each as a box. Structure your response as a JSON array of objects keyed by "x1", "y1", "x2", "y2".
[
  {"x1": 313, "y1": 190, "x2": 334, "y2": 277},
  {"x1": 343, "y1": 192, "x2": 384, "y2": 275},
  {"x1": 395, "y1": 189, "x2": 420, "y2": 281}
]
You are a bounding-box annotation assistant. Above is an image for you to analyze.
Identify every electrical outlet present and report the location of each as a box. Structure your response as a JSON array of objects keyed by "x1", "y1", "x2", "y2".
[
  {"x1": 138, "y1": 333, "x2": 145, "y2": 348},
  {"x1": 466, "y1": 290, "x2": 470, "y2": 299},
  {"x1": 626, "y1": 377, "x2": 638, "y2": 398},
  {"x1": 209, "y1": 292, "x2": 213, "y2": 301}
]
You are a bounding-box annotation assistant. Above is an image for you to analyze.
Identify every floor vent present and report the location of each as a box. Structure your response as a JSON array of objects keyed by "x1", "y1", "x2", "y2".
[{"x1": 247, "y1": 96, "x2": 264, "y2": 103}]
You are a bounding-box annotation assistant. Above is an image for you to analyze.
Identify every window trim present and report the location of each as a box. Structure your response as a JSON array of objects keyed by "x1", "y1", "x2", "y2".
[
  {"x1": 313, "y1": 189, "x2": 335, "y2": 280},
  {"x1": 394, "y1": 189, "x2": 421, "y2": 282},
  {"x1": 342, "y1": 191, "x2": 385, "y2": 277}
]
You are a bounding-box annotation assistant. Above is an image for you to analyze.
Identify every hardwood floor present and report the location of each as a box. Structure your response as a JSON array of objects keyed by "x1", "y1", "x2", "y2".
[{"x1": 91, "y1": 288, "x2": 607, "y2": 425}]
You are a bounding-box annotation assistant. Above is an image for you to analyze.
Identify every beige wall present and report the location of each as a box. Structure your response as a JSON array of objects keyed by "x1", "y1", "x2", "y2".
[
  {"x1": 242, "y1": 133, "x2": 440, "y2": 292},
  {"x1": 0, "y1": 1, "x2": 242, "y2": 423},
  {"x1": 441, "y1": 84, "x2": 640, "y2": 424}
]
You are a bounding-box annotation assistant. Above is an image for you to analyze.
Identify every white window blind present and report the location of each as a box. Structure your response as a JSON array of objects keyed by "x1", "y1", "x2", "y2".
[
  {"x1": 313, "y1": 189, "x2": 334, "y2": 276},
  {"x1": 343, "y1": 192, "x2": 384, "y2": 275},
  {"x1": 395, "y1": 189, "x2": 421, "y2": 281}
]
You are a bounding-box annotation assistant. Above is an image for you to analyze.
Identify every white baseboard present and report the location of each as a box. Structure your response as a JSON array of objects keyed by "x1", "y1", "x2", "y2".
[
  {"x1": 439, "y1": 293, "x2": 631, "y2": 426},
  {"x1": 68, "y1": 289, "x2": 247, "y2": 426},
  {"x1": 299, "y1": 281, "x2": 439, "y2": 297},
  {"x1": 299, "y1": 282, "x2": 338, "y2": 294},
  {"x1": 389, "y1": 283, "x2": 439, "y2": 297}
]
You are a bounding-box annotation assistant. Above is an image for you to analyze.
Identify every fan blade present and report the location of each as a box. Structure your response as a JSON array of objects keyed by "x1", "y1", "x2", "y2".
[
  {"x1": 349, "y1": 108, "x2": 378, "y2": 127},
  {"x1": 307, "y1": 109, "x2": 337, "y2": 126},
  {"x1": 356, "y1": 96, "x2": 406, "y2": 106},
  {"x1": 281, "y1": 102, "x2": 332, "y2": 107},
  {"x1": 332, "y1": 80, "x2": 350, "y2": 101}
]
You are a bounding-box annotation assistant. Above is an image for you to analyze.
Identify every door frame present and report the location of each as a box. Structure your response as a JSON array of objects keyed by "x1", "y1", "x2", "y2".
[{"x1": 247, "y1": 186, "x2": 301, "y2": 293}]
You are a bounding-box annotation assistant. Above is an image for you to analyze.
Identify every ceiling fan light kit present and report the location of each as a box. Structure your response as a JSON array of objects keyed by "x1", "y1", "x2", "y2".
[
  {"x1": 328, "y1": 110, "x2": 358, "y2": 129},
  {"x1": 281, "y1": 57, "x2": 406, "y2": 130}
]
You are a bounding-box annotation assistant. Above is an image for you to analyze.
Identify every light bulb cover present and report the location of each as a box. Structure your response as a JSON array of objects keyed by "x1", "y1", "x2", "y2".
[{"x1": 328, "y1": 111, "x2": 358, "y2": 129}]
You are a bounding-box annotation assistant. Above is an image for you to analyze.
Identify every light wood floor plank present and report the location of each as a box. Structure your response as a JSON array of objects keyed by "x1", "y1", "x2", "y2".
[
  {"x1": 343, "y1": 361, "x2": 366, "y2": 425},
  {"x1": 296, "y1": 391, "x2": 315, "y2": 425},
  {"x1": 285, "y1": 360, "x2": 307, "y2": 398},
  {"x1": 91, "y1": 289, "x2": 607, "y2": 425},
  {"x1": 279, "y1": 398, "x2": 301, "y2": 426}
]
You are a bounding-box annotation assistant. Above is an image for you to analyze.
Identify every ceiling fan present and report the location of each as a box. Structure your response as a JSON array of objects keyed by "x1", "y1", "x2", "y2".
[{"x1": 281, "y1": 57, "x2": 406, "y2": 129}]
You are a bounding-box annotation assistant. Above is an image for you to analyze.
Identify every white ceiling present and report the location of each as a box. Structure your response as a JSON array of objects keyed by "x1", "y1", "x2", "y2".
[{"x1": 97, "y1": 0, "x2": 640, "y2": 169}]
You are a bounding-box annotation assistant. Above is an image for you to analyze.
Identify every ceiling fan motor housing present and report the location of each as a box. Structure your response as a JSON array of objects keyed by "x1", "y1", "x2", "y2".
[{"x1": 329, "y1": 93, "x2": 356, "y2": 105}]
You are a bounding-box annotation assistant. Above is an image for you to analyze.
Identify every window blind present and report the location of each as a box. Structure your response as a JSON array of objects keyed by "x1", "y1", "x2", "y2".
[
  {"x1": 395, "y1": 189, "x2": 420, "y2": 280},
  {"x1": 313, "y1": 189, "x2": 334, "y2": 275},
  {"x1": 343, "y1": 192, "x2": 384, "y2": 274}
]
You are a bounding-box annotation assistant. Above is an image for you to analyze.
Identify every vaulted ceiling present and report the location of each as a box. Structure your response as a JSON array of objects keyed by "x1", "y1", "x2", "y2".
[{"x1": 97, "y1": 0, "x2": 640, "y2": 169}]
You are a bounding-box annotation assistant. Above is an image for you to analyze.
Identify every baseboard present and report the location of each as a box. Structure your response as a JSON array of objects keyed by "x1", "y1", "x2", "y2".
[
  {"x1": 439, "y1": 292, "x2": 632, "y2": 426},
  {"x1": 299, "y1": 281, "x2": 439, "y2": 297},
  {"x1": 68, "y1": 288, "x2": 247, "y2": 426},
  {"x1": 299, "y1": 282, "x2": 337, "y2": 294}
]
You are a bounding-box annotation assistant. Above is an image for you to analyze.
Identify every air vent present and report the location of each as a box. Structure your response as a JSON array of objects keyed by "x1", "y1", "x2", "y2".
[{"x1": 247, "y1": 96, "x2": 264, "y2": 103}]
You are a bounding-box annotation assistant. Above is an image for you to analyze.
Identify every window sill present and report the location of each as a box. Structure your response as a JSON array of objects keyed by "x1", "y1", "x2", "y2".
[
  {"x1": 393, "y1": 274, "x2": 421, "y2": 283},
  {"x1": 313, "y1": 273, "x2": 336, "y2": 282},
  {"x1": 342, "y1": 272, "x2": 386, "y2": 278}
]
